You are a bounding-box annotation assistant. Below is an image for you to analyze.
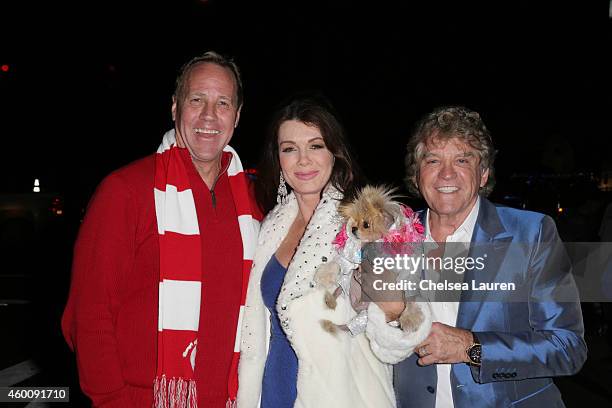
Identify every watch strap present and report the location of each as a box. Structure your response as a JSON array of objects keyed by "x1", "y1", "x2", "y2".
[{"x1": 466, "y1": 332, "x2": 482, "y2": 366}]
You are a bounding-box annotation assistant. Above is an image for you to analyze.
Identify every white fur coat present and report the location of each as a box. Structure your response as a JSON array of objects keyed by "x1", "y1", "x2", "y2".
[{"x1": 237, "y1": 187, "x2": 431, "y2": 408}]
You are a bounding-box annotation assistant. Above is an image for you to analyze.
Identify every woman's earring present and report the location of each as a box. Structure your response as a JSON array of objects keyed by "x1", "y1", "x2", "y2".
[{"x1": 277, "y1": 171, "x2": 288, "y2": 205}]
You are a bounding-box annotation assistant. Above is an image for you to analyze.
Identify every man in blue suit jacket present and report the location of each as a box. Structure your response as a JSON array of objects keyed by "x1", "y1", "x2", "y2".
[{"x1": 369, "y1": 106, "x2": 586, "y2": 408}]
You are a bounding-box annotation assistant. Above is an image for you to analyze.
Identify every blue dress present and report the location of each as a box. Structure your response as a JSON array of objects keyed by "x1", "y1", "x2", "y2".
[{"x1": 260, "y1": 255, "x2": 298, "y2": 408}]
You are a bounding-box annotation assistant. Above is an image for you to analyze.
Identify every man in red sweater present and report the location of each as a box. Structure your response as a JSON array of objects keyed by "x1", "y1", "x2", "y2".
[{"x1": 62, "y1": 51, "x2": 261, "y2": 407}]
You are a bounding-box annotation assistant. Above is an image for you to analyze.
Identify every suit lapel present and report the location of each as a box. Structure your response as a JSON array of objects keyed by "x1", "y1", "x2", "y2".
[{"x1": 456, "y1": 198, "x2": 513, "y2": 329}]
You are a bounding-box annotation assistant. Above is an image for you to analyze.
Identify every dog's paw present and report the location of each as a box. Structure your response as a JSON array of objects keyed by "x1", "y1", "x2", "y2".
[
  {"x1": 398, "y1": 302, "x2": 425, "y2": 332},
  {"x1": 324, "y1": 291, "x2": 338, "y2": 309},
  {"x1": 314, "y1": 262, "x2": 340, "y2": 288},
  {"x1": 321, "y1": 319, "x2": 338, "y2": 334},
  {"x1": 320, "y1": 320, "x2": 349, "y2": 335}
]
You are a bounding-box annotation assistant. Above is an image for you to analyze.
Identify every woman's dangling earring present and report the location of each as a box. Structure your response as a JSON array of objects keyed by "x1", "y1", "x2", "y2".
[{"x1": 277, "y1": 171, "x2": 288, "y2": 205}]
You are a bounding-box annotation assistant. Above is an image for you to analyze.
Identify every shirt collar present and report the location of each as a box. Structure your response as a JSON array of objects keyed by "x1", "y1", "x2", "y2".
[{"x1": 425, "y1": 196, "x2": 480, "y2": 242}]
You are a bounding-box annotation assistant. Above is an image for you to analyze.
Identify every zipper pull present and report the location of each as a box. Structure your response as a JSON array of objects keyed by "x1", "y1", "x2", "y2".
[{"x1": 210, "y1": 189, "x2": 216, "y2": 208}]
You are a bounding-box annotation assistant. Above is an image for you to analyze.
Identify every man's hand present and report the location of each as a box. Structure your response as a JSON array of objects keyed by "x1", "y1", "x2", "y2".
[{"x1": 415, "y1": 322, "x2": 473, "y2": 365}]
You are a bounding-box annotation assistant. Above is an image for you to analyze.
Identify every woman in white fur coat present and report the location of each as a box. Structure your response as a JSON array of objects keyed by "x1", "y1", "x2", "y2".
[{"x1": 236, "y1": 97, "x2": 431, "y2": 408}]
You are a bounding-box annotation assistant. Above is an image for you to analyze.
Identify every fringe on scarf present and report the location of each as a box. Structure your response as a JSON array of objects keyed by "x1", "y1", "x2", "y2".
[
  {"x1": 154, "y1": 375, "x2": 198, "y2": 408},
  {"x1": 226, "y1": 398, "x2": 237, "y2": 408}
]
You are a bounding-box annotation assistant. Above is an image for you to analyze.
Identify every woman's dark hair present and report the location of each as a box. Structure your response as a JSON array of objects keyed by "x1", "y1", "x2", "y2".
[{"x1": 255, "y1": 95, "x2": 362, "y2": 214}]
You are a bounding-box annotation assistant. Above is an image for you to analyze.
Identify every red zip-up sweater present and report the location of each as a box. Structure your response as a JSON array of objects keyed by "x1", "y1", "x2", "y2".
[{"x1": 62, "y1": 149, "x2": 260, "y2": 407}]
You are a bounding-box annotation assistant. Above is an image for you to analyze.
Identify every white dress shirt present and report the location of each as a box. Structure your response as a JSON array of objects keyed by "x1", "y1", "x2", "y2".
[{"x1": 424, "y1": 198, "x2": 480, "y2": 408}]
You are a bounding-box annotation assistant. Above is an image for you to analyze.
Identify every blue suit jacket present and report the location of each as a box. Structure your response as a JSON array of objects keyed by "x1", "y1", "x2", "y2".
[{"x1": 394, "y1": 198, "x2": 587, "y2": 408}]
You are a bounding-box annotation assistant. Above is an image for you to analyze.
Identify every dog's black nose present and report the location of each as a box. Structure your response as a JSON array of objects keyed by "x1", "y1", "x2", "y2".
[{"x1": 352, "y1": 226, "x2": 358, "y2": 235}]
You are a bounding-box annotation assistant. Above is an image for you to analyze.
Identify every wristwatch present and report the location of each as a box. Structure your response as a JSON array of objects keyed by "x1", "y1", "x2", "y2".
[{"x1": 466, "y1": 332, "x2": 482, "y2": 366}]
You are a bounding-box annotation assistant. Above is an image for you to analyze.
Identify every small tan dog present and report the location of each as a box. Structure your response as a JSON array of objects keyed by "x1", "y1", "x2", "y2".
[
  {"x1": 315, "y1": 185, "x2": 426, "y2": 335},
  {"x1": 340, "y1": 185, "x2": 403, "y2": 242}
]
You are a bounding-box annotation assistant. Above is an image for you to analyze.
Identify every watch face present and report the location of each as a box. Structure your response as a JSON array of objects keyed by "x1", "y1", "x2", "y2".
[{"x1": 469, "y1": 345, "x2": 482, "y2": 364}]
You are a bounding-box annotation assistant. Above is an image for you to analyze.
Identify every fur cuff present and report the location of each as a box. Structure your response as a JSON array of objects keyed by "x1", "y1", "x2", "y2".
[{"x1": 366, "y1": 302, "x2": 432, "y2": 364}]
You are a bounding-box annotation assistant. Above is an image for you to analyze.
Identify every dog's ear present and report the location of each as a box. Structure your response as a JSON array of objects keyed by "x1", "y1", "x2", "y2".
[{"x1": 338, "y1": 200, "x2": 356, "y2": 221}]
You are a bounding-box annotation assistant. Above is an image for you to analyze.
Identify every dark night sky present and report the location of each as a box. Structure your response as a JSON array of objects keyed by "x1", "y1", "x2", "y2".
[{"x1": 1, "y1": 1, "x2": 611, "y2": 206}]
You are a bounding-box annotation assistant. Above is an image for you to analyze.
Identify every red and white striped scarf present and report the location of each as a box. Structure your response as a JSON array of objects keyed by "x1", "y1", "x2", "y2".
[{"x1": 153, "y1": 130, "x2": 259, "y2": 408}]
